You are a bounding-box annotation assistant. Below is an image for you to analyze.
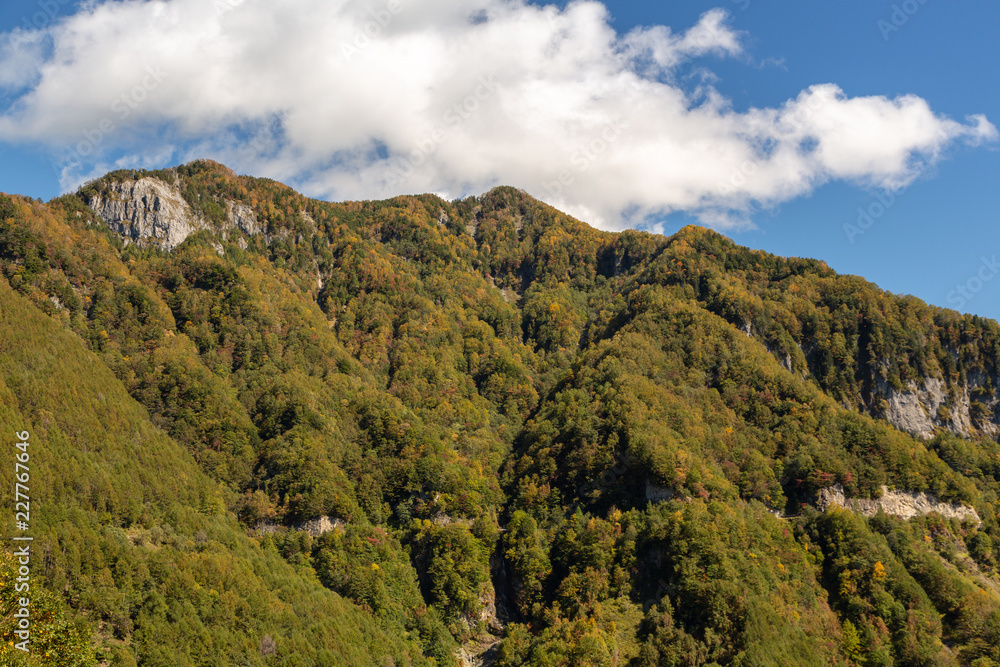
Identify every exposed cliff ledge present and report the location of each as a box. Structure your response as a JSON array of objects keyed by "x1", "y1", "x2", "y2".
[
  {"x1": 226, "y1": 200, "x2": 262, "y2": 237},
  {"x1": 874, "y1": 374, "x2": 998, "y2": 441},
  {"x1": 816, "y1": 484, "x2": 980, "y2": 525},
  {"x1": 88, "y1": 177, "x2": 203, "y2": 251},
  {"x1": 883, "y1": 378, "x2": 943, "y2": 439},
  {"x1": 763, "y1": 341, "x2": 998, "y2": 442},
  {"x1": 250, "y1": 515, "x2": 345, "y2": 537},
  {"x1": 87, "y1": 176, "x2": 266, "y2": 251}
]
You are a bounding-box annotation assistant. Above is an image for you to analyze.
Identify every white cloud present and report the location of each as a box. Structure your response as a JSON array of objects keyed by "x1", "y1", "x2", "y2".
[
  {"x1": 0, "y1": 0, "x2": 994, "y2": 230},
  {"x1": 622, "y1": 7, "x2": 742, "y2": 75},
  {"x1": 0, "y1": 29, "x2": 46, "y2": 89}
]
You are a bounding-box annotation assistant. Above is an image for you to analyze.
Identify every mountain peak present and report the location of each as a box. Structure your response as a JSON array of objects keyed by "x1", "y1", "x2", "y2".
[{"x1": 3, "y1": 163, "x2": 1000, "y2": 664}]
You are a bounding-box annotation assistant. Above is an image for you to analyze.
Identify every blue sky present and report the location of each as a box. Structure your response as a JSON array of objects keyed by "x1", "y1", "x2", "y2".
[
  {"x1": 601, "y1": 0, "x2": 1000, "y2": 323},
  {"x1": 0, "y1": 0, "x2": 997, "y2": 321}
]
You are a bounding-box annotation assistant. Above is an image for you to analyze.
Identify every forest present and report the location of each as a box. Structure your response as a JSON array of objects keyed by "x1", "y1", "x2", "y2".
[{"x1": 1, "y1": 160, "x2": 999, "y2": 666}]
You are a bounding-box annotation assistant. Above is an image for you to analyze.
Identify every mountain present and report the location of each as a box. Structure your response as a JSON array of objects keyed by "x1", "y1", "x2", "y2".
[{"x1": 1, "y1": 160, "x2": 999, "y2": 666}]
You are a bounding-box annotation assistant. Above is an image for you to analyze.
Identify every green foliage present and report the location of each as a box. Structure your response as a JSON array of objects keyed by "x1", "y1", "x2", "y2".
[
  {"x1": 312, "y1": 524, "x2": 457, "y2": 660},
  {"x1": 806, "y1": 508, "x2": 951, "y2": 665},
  {"x1": 0, "y1": 549, "x2": 95, "y2": 666},
  {"x1": 412, "y1": 521, "x2": 492, "y2": 635},
  {"x1": 1, "y1": 165, "x2": 1000, "y2": 665},
  {"x1": 503, "y1": 510, "x2": 552, "y2": 615},
  {"x1": 0, "y1": 277, "x2": 429, "y2": 666}
]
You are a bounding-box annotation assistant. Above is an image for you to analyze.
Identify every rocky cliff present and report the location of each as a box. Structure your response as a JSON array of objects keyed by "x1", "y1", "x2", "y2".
[
  {"x1": 86, "y1": 173, "x2": 1000, "y2": 445},
  {"x1": 874, "y1": 373, "x2": 999, "y2": 441},
  {"x1": 769, "y1": 341, "x2": 999, "y2": 442},
  {"x1": 87, "y1": 177, "x2": 204, "y2": 251},
  {"x1": 816, "y1": 484, "x2": 981, "y2": 525},
  {"x1": 87, "y1": 175, "x2": 265, "y2": 251},
  {"x1": 225, "y1": 200, "x2": 262, "y2": 245}
]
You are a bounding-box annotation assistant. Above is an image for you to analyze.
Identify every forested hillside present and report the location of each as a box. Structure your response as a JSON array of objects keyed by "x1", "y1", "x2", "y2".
[{"x1": 2, "y1": 160, "x2": 1000, "y2": 666}]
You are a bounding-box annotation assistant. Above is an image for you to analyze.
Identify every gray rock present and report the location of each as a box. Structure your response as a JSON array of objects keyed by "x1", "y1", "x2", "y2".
[
  {"x1": 877, "y1": 373, "x2": 997, "y2": 440},
  {"x1": 88, "y1": 176, "x2": 270, "y2": 252},
  {"x1": 88, "y1": 177, "x2": 202, "y2": 251},
  {"x1": 816, "y1": 484, "x2": 980, "y2": 525},
  {"x1": 645, "y1": 480, "x2": 674, "y2": 502},
  {"x1": 226, "y1": 200, "x2": 262, "y2": 236},
  {"x1": 296, "y1": 515, "x2": 345, "y2": 537},
  {"x1": 880, "y1": 377, "x2": 946, "y2": 440}
]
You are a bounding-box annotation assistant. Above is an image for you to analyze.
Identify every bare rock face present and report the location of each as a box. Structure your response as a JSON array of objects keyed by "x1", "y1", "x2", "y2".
[
  {"x1": 775, "y1": 343, "x2": 998, "y2": 442},
  {"x1": 295, "y1": 515, "x2": 345, "y2": 537},
  {"x1": 456, "y1": 585, "x2": 502, "y2": 667},
  {"x1": 250, "y1": 515, "x2": 345, "y2": 537},
  {"x1": 88, "y1": 177, "x2": 203, "y2": 251},
  {"x1": 877, "y1": 374, "x2": 997, "y2": 441},
  {"x1": 457, "y1": 639, "x2": 501, "y2": 667},
  {"x1": 881, "y1": 378, "x2": 947, "y2": 440},
  {"x1": 816, "y1": 484, "x2": 980, "y2": 525},
  {"x1": 227, "y1": 201, "x2": 262, "y2": 237},
  {"x1": 89, "y1": 176, "x2": 269, "y2": 252},
  {"x1": 645, "y1": 480, "x2": 674, "y2": 502}
]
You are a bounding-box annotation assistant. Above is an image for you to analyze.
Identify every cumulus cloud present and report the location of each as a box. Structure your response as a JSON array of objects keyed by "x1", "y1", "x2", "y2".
[
  {"x1": 0, "y1": 29, "x2": 46, "y2": 89},
  {"x1": 0, "y1": 0, "x2": 994, "y2": 229}
]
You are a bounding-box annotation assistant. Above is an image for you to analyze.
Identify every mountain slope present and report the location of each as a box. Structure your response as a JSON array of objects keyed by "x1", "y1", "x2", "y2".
[
  {"x1": 1, "y1": 161, "x2": 999, "y2": 666},
  {"x1": 0, "y1": 249, "x2": 431, "y2": 665}
]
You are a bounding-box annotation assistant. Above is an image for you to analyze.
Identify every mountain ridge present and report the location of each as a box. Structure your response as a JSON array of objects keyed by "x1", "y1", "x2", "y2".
[
  {"x1": 74, "y1": 161, "x2": 1000, "y2": 443},
  {"x1": 2, "y1": 159, "x2": 1000, "y2": 665}
]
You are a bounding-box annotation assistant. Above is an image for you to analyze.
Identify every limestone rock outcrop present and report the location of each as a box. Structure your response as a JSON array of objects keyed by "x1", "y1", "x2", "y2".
[
  {"x1": 88, "y1": 177, "x2": 202, "y2": 251},
  {"x1": 875, "y1": 374, "x2": 998, "y2": 441},
  {"x1": 816, "y1": 484, "x2": 980, "y2": 525},
  {"x1": 296, "y1": 515, "x2": 345, "y2": 537},
  {"x1": 227, "y1": 200, "x2": 262, "y2": 237},
  {"x1": 88, "y1": 176, "x2": 267, "y2": 252}
]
